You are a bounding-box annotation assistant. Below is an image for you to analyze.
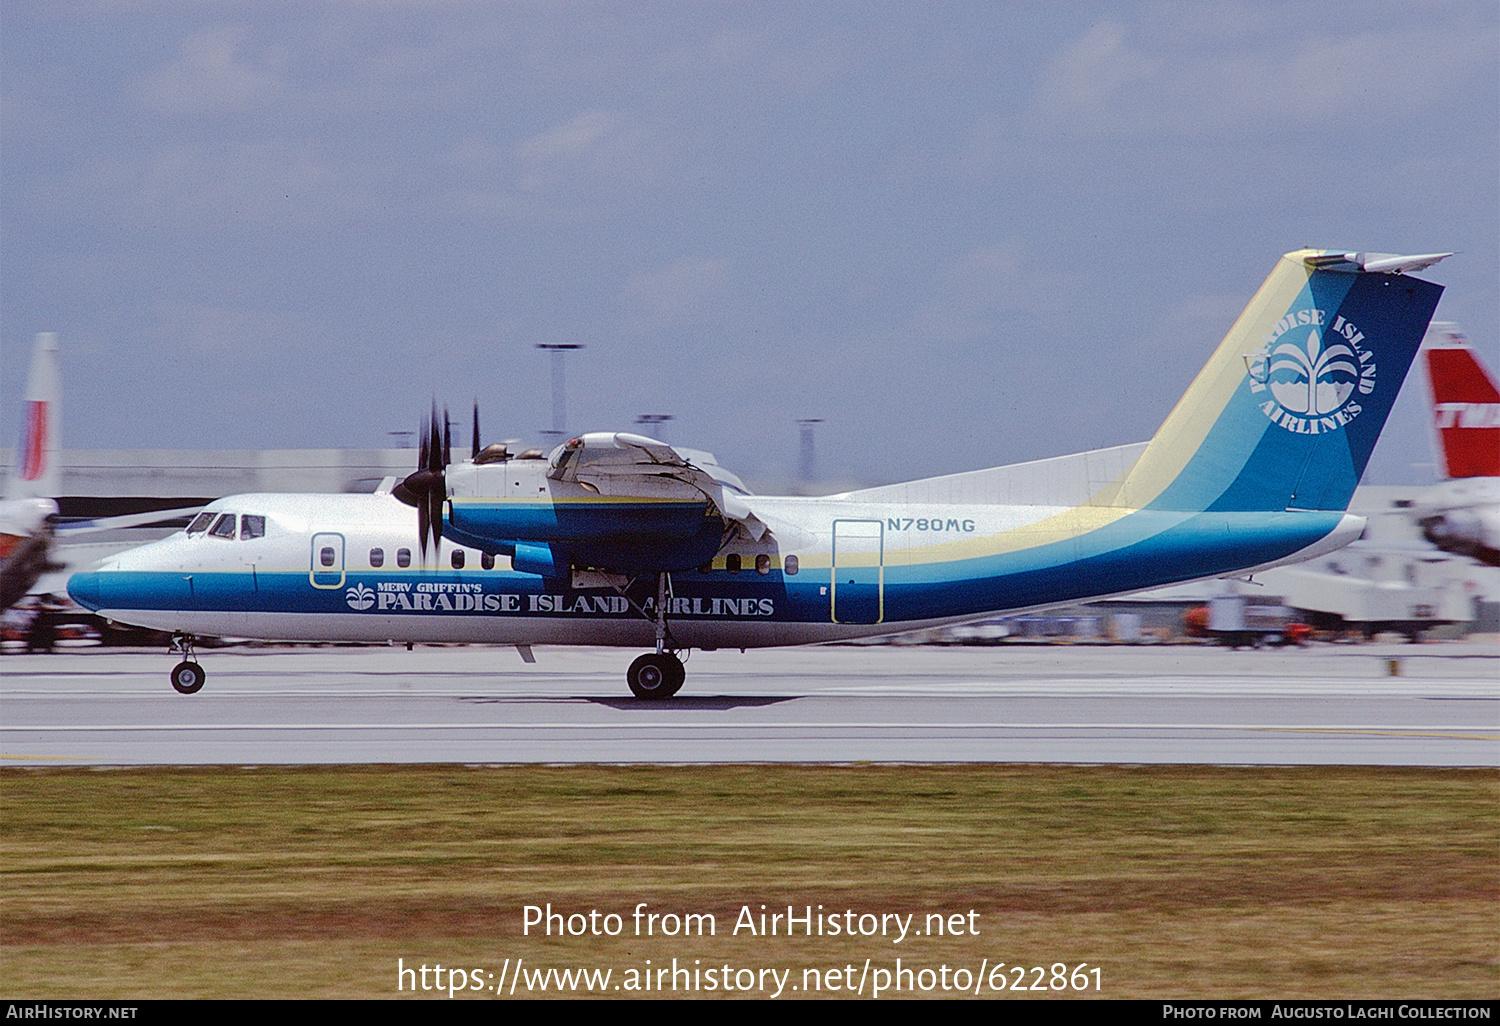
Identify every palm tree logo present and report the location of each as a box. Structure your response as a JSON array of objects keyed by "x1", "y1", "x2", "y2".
[
  {"x1": 345, "y1": 583, "x2": 375, "y2": 611},
  {"x1": 1266, "y1": 330, "x2": 1359, "y2": 416}
]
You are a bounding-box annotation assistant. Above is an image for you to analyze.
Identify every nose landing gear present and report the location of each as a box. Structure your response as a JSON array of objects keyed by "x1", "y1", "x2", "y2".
[{"x1": 168, "y1": 633, "x2": 205, "y2": 695}]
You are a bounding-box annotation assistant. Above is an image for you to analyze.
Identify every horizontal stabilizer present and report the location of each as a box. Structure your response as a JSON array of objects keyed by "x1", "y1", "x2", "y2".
[{"x1": 1304, "y1": 252, "x2": 1452, "y2": 275}]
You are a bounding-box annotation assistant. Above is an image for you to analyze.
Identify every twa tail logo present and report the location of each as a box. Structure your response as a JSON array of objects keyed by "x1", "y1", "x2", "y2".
[
  {"x1": 1434, "y1": 402, "x2": 1500, "y2": 430},
  {"x1": 1424, "y1": 324, "x2": 1500, "y2": 479},
  {"x1": 19, "y1": 401, "x2": 49, "y2": 481}
]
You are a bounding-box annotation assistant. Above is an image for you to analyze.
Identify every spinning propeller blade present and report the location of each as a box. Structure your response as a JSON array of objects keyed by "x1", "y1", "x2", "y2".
[{"x1": 393, "y1": 403, "x2": 450, "y2": 564}]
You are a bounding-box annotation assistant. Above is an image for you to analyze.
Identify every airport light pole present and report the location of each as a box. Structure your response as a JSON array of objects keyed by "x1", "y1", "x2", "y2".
[
  {"x1": 634, "y1": 414, "x2": 674, "y2": 442},
  {"x1": 535, "y1": 344, "x2": 585, "y2": 443},
  {"x1": 796, "y1": 418, "x2": 823, "y2": 486}
]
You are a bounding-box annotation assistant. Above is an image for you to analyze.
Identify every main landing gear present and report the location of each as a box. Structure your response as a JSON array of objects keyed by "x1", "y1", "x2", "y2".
[
  {"x1": 627, "y1": 652, "x2": 684, "y2": 699},
  {"x1": 625, "y1": 572, "x2": 686, "y2": 700},
  {"x1": 169, "y1": 633, "x2": 205, "y2": 695}
]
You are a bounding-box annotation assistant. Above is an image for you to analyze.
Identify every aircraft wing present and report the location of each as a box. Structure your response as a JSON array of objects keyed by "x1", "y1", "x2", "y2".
[
  {"x1": 53, "y1": 506, "x2": 204, "y2": 536},
  {"x1": 548, "y1": 433, "x2": 766, "y2": 539}
]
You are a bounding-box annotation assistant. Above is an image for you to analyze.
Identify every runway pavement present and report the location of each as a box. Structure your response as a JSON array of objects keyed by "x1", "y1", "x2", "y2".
[{"x1": 2, "y1": 641, "x2": 1495, "y2": 766}]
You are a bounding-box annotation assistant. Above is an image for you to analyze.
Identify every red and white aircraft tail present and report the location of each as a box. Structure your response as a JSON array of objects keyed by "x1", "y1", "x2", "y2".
[
  {"x1": 3, "y1": 333, "x2": 203, "y2": 608},
  {"x1": 5, "y1": 332, "x2": 61, "y2": 503},
  {"x1": 1415, "y1": 323, "x2": 1500, "y2": 566},
  {"x1": 2, "y1": 333, "x2": 63, "y2": 607},
  {"x1": 1424, "y1": 323, "x2": 1500, "y2": 479}
]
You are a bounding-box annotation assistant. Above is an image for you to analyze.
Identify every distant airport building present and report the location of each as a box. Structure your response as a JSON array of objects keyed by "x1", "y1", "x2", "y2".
[{"x1": 0, "y1": 448, "x2": 415, "y2": 519}]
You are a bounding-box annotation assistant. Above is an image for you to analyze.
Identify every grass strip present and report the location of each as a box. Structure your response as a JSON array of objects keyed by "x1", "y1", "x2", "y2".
[{"x1": 2, "y1": 764, "x2": 1495, "y2": 998}]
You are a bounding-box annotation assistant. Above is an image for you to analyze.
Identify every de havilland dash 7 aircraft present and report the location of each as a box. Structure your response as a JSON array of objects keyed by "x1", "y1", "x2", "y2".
[{"x1": 69, "y1": 249, "x2": 1450, "y2": 698}]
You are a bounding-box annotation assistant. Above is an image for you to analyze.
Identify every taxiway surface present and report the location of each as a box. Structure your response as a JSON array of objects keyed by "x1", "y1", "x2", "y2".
[{"x1": 2, "y1": 642, "x2": 1495, "y2": 766}]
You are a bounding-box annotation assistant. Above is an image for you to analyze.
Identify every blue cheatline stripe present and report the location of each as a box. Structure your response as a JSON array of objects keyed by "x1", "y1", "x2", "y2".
[
  {"x1": 69, "y1": 508, "x2": 1341, "y2": 627},
  {"x1": 878, "y1": 508, "x2": 1342, "y2": 619}
]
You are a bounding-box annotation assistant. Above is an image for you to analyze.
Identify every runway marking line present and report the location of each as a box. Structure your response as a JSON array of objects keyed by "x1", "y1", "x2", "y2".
[
  {"x1": 4, "y1": 722, "x2": 1495, "y2": 739},
  {"x1": 1261, "y1": 727, "x2": 1500, "y2": 740}
]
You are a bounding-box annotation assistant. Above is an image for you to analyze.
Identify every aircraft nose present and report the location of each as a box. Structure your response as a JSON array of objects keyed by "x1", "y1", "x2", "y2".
[{"x1": 67, "y1": 571, "x2": 101, "y2": 611}]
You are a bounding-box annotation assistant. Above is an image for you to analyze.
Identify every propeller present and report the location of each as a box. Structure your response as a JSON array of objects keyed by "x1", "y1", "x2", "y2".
[{"x1": 392, "y1": 402, "x2": 449, "y2": 563}]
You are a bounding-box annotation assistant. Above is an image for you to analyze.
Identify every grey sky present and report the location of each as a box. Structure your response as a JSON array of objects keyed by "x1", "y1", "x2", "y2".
[{"x1": 3, "y1": 2, "x2": 1496, "y2": 488}]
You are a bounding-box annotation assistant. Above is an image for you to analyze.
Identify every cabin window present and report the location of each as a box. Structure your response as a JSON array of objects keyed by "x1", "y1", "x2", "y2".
[
  {"x1": 186, "y1": 512, "x2": 215, "y2": 535},
  {"x1": 451, "y1": 549, "x2": 465, "y2": 570},
  {"x1": 210, "y1": 514, "x2": 238, "y2": 539},
  {"x1": 319, "y1": 546, "x2": 336, "y2": 567},
  {"x1": 369, "y1": 548, "x2": 385, "y2": 568},
  {"x1": 481, "y1": 552, "x2": 495, "y2": 570},
  {"x1": 396, "y1": 548, "x2": 411, "y2": 568},
  {"x1": 756, "y1": 554, "x2": 770, "y2": 575},
  {"x1": 726, "y1": 553, "x2": 741, "y2": 573},
  {"x1": 784, "y1": 555, "x2": 799, "y2": 575},
  {"x1": 240, "y1": 515, "x2": 265, "y2": 540}
]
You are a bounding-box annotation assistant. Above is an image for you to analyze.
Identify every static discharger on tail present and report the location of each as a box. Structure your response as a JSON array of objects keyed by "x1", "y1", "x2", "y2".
[{"x1": 68, "y1": 249, "x2": 1451, "y2": 698}]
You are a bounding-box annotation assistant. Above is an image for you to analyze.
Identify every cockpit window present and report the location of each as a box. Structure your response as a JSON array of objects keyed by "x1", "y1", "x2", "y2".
[
  {"x1": 209, "y1": 514, "x2": 238, "y2": 538},
  {"x1": 186, "y1": 512, "x2": 215, "y2": 535},
  {"x1": 240, "y1": 515, "x2": 266, "y2": 540}
]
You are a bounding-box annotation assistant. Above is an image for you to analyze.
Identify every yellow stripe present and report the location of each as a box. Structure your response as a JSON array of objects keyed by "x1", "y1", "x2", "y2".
[
  {"x1": 450, "y1": 496, "x2": 705, "y2": 506},
  {"x1": 877, "y1": 504, "x2": 1135, "y2": 568},
  {"x1": 1100, "y1": 249, "x2": 1320, "y2": 510}
]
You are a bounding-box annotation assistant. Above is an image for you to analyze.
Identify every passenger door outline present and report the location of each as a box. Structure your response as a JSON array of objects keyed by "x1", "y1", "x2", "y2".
[
  {"x1": 310, "y1": 532, "x2": 346, "y2": 590},
  {"x1": 831, "y1": 519, "x2": 883, "y2": 624}
]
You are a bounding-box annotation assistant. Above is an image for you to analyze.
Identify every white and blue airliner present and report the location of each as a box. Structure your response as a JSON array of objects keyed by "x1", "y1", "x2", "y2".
[{"x1": 68, "y1": 249, "x2": 1451, "y2": 698}]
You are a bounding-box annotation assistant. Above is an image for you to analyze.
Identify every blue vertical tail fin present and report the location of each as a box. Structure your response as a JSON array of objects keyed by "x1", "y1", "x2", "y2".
[{"x1": 1100, "y1": 251, "x2": 1447, "y2": 514}]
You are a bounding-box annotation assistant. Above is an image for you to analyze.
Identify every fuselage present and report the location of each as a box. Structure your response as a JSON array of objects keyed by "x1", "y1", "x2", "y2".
[
  {"x1": 1, "y1": 497, "x2": 59, "y2": 609},
  {"x1": 69, "y1": 486, "x2": 1361, "y2": 649},
  {"x1": 1411, "y1": 476, "x2": 1500, "y2": 566}
]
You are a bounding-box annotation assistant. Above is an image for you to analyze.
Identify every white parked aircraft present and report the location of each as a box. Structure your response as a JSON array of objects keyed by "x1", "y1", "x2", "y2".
[
  {"x1": 69, "y1": 249, "x2": 1451, "y2": 698},
  {"x1": 2, "y1": 333, "x2": 201, "y2": 611},
  {"x1": 1, "y1": 333, "x2": 63, "y2": 608},
  {"x1": 1409, "y1": 323, "x2": 1500, "y2": 565}
]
